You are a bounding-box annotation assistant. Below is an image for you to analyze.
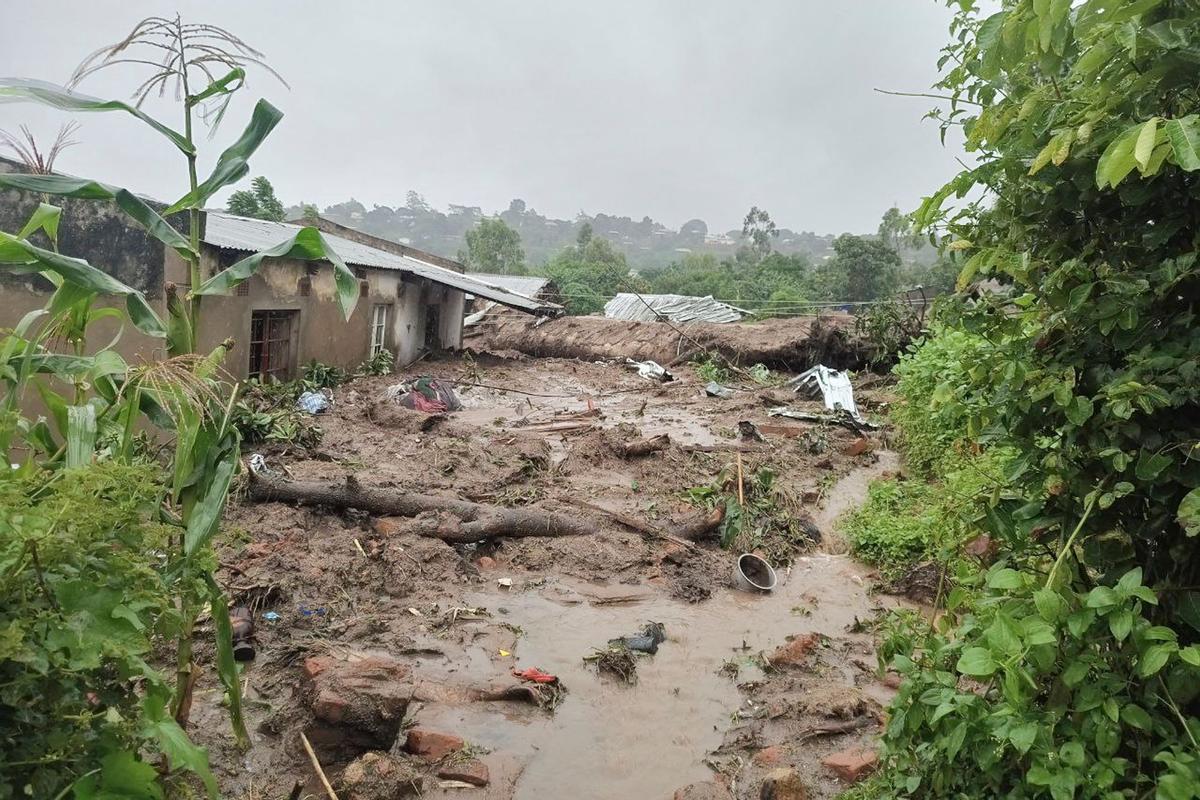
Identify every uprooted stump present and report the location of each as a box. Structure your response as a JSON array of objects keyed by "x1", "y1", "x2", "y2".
[{"x1": 248, "y1": 471, "x2": 594, "y2": 543}]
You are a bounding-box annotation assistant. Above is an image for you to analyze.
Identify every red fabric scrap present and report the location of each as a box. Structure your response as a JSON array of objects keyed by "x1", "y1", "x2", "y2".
[{"x1": 512, "y1": 667, "x2": 558, "y2": 684}]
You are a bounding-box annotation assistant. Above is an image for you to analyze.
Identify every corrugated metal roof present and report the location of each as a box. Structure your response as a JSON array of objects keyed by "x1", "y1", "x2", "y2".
[
  {"x1": 202, "y1": 212, "x2": 561, "y2": 316},
  {"x1": 463, "y1": 274, "x2": 551, "y2": 299},
  {"x1": 604, "y1": 293, "x2": 748, "y2": 324}
]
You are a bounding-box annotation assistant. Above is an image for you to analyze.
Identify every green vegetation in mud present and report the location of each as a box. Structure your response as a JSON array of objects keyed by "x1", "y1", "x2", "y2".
[
  {"x1": 686, "y1": 464, "x2": 817, "y2": 566},
  {"x1": 854, "y1": 1, "x2": 1200, "y2": 797}
]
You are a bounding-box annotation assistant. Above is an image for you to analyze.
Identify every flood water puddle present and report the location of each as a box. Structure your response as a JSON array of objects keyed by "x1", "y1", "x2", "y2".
[{"x1": 413, "y1": 452, "x2": 901, "y2": 799}]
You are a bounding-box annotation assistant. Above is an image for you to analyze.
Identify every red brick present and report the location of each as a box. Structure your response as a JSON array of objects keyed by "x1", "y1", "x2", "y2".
[
  {"x1": 821, "y1": 748, "x2": 879, "y2": 783},
  {"x1": 312, "y1": 689, "x2": 349, "y2": 724},
  {"x1": 769, "y1": 633, "x2": 820, "y2": 667},
  {"x1": 436, "y1": 759, "x2": 489, "y2": 787},
  {"x1": 752, "y1": 745, "x2": 784, "y2": 766},
  {"x1": 843, "y1": 436, "x2": 874, "y2": 457},
  {"x1": 303, "y1": 656, "x2": 332, "y2": 681},
  {"x1": 405, "y1": 728, "x2": 465, "y2": 760},
  {"x1": 477, "y1": 556, "x2": 497, "y2": 571}
]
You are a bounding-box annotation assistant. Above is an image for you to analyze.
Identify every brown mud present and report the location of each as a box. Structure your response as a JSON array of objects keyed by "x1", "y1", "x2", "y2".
[{"x1": 190, "y1": 352, "x2": 902, "y2": 800}]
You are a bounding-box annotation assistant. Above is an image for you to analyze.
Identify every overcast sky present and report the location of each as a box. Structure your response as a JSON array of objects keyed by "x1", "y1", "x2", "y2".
[{"x1": 1, "y1": 1, "x2": 965, "y2": 235}]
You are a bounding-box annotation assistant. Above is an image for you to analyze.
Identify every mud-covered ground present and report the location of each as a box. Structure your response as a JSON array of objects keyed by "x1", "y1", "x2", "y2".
[{"x1": 189, "y1": 352, "x2": 904, "y2": 800}]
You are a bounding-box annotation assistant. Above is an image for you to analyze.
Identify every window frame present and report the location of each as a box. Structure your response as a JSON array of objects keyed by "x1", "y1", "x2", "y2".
[
  {"x1": 370, "y1": 303, "x2": 390, "y2": 357},
  {"x1": 248, "y1": 309, "x2": 297, "y2": 381}
]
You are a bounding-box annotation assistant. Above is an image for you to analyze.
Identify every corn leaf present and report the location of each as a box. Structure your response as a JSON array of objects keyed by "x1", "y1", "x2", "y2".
[
  {"x1": 183, "y1": 443, "x2": 237, "y2": 556},
  {"x1": 0, "y1": 77, "x2": 193, "y2": 155},
  {"x1": 0, "y1": 174, "x2": 195, "y2": 260},
  {"x1": 203, "y1": 574, "x2": 249, "y2": 750},
  {"x1": 195, "y1": 226, "x2": 359, "y2": 319},
  {"x1": 0, "y1": 231, "x2": 165, "y2": 337},
  {"x1": 65, "y1": 404, "x2": 97, "y2": 468},
  {"x1": 17, "y1": 202, "x2": 61, "y2": 246},
  {"x1": 166, "y1": 100, "x2": 282, "y2": 214}
]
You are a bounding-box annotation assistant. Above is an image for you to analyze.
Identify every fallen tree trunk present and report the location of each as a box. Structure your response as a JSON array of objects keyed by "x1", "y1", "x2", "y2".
[
  {"x1": 248, "y1": 472, "x2": 593, "y2": 543},
  {"x1": 670, "y1": 505, "x2": 726, "y2": 542}
]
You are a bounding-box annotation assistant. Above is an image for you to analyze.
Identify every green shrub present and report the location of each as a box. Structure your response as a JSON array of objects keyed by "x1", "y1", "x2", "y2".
[
  {"x1": 0, "y1": 463, "x2": 217, "y2": 799},
  {"x1": 232, "y1": 378, "x2": 323, "y2": 448},
  {"x1": 844, "y1": 449, "x2": 1007, "y2": 577},
  {"x1": 693, "y1": 355, "x2": 730, "y2": 385},
  {"x1": 356, "y1": 349, "x2": 394, "y2": 376},
  {"x1": 303, "y1": 359, "x2": 348, "y2": 389},
  {"x1": 891, "y1": 326, "x2": 991, "y2": 476}
]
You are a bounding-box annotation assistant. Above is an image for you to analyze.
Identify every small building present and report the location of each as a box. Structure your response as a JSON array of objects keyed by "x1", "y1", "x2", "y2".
[{"x1": 0, "y1": 156, "x2": 560, "y2": 380}]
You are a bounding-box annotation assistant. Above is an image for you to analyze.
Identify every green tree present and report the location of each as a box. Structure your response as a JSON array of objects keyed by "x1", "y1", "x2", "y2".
[
  {"x1": 871, "y1": 1, "x2": 1200, "y2": 797},
  {"x1": 460, "y1": 216, "x2": 525, "y2": 274},
  {"x1": 878, "y1": 206, "x2": 921, "y2": 251},
  {"x1": 227, "y1": 175, "x2": 286, "y2": 221},
  {"x1": 815, "y1": 234, "x2": 899, "y2": 302},
  {"x1": 741, "y1": 205, "x2": 778, "y2": 260},
  {"x1": 542, "y1": 233, "x2": 642, "y2": 315}
]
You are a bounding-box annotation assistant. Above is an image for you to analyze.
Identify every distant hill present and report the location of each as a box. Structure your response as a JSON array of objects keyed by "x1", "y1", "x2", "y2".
[{"x1": 289, "y1": 195, "x2": 935, "y2": 269}]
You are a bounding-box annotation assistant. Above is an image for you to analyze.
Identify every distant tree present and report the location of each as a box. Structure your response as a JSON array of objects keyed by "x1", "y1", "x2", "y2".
[
  {"x1": 877, "y1": 206, "x2": 922, "y2": 251},
  {"x1": 227, "y1": 176, "x2": 285, "y2": 221},
  {"x1": 460, "y1": 217, "x2": 525, "y2": 274},
  {"x1": 300, "y1": 202, "x2": 319, "y2": 223},
  {"x1": 816, "y1": 234, "x2": 901, "y2": 302},
  {"x1": 405, "y1": 190, "x2": 432, "y2": 213},
  {"x1": 508, "y1": 198, "x2": 526, "y2": 214},
  {"x1": 741, "y1": 206, "x2": 779, "y2": 260},
  {"x1": 541, "y1": 233, "x2": 643, "y2": 315},
  {"x1": 576, "y1": 221, "x2": 594, "y2": 248}
]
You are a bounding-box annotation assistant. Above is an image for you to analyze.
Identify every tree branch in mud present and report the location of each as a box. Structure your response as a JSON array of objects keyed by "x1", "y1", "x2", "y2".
[
  {"x1": 247, "y1": 472, "x2": 593, "y2": 543},
  {"x1": 614, "y1": 433, "x2": 670, "y2": 458}
]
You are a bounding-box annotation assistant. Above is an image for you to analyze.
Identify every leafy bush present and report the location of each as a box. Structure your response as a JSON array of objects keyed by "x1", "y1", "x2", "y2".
[
  {"x1": 871, "y1": 1, "x2": 1200, "y2": 796},
  {"x1": 693, "y1": 355, "x2": 730, "y2": 385},
  {"x1": 891, "y1": 326, "x2": 991, "y2": 476},
  {"x1": 303, "y1": 359, "x2": 348, "y2": 389},
  {"x1": 855, "y1": 298, "x2": 925, "y2": 367},
  {"x1": 844, "y1": 449, "x2": 1006, "y2": 577},
  {"x1": 356, "y1": 348, "x2": 394, "y2": 376},
  {"x1": 0, "y1": 464, "x2": 217, "y2": 799},
  {"x1": 876, "y1": 561, "x2": 1200, "y2": 798},
  {"x1": 232, "y1": 379, "x2": 323, "y2": 448}
]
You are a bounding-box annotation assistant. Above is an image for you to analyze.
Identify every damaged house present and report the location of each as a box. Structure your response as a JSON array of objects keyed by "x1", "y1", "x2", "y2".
[{"x1": 0, "y1": 157, "x2": 560, "y2": 379}]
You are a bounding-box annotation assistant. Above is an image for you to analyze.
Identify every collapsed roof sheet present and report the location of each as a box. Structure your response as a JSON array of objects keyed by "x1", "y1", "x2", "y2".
[
  {"x1": 604, "y1": 293, "x2": 748, "y2": 324},
  {"x1": 203, "y1": 212, "x2": 561, "y2": 316},
  {"x1": 463, "y1": 274, "x2": 551, "y2": 300}
]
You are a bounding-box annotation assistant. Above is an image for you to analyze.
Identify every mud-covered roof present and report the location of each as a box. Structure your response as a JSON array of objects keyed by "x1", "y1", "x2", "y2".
[
  {"x1": 203, "y1": 212, "x2": 562, "y2": 316},
  {"x1": 604, "y1": 293, "x2": 748, "y2": 324}
]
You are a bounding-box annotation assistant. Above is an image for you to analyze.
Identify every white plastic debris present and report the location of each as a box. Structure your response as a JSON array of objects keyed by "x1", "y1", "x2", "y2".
[
  {"x1": 295, "y1": 389, "x2": 332, "y2": 414},
  {"x1": 789, "y1": 365, "x2": 861, "y2": 420},
  {"x1": 497, "y1": 577, "x2": 513, "y2": 588},
  {"x1": 625, "y1": 358, "x2": 674, "y2": 382}
]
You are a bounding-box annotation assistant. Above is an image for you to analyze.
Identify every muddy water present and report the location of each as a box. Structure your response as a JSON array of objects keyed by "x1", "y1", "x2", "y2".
[{"x1": 414, "y1": 452, "x2": 899, "y2": 799}]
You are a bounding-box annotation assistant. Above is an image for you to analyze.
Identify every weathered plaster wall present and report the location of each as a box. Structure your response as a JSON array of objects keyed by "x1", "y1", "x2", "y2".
[{"x1": 194, "y1": 249, "x2": 467, "y2": 378}]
